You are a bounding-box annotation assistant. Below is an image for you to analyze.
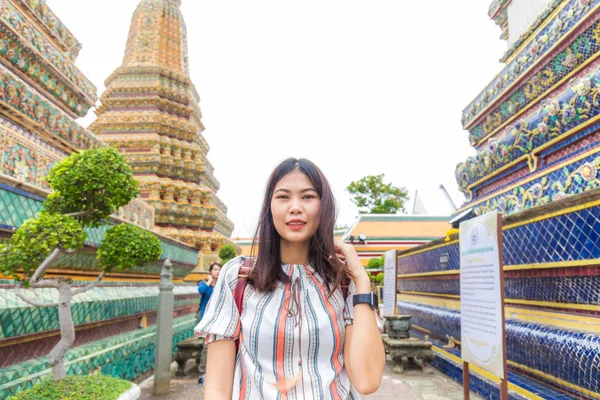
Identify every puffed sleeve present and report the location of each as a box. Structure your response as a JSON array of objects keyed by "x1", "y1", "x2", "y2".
[
  {"x1": 342, "y1": 280, "x2": 357, "y2": 326},
  {"x1": 194, "y1": 256, "x2": 245, "y2": 343}
]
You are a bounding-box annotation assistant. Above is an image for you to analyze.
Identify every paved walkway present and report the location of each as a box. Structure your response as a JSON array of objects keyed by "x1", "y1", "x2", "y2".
[{"x1": 139, "y1": 359, "x2": 483, "y2": 399}]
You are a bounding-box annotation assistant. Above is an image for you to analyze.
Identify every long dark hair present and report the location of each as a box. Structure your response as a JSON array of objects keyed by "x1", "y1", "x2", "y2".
[{"x1": 249, "y1": 158, "x2": 346, "y2": 295}]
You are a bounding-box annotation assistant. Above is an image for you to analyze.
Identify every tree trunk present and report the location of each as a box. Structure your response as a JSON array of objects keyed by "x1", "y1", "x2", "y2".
[{"x1": 48, "y1": 281, "x2": 74, "y2": 381}]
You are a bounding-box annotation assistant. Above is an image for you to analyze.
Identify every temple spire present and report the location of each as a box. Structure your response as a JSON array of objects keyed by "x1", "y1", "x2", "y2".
[
  {"x1": 90, "y1": 0, "x2": 236, "y2": 269},
  {"x1": 121, "y1": 0, "x2": 188, "y2": 74}
]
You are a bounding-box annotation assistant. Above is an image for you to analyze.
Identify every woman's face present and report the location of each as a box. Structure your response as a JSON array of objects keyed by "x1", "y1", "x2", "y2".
[
  {"x1": 210, "y1": 265, "x2": 221, "y2": 279},
  {"x1": 271, "y1": 170, "x2": 321, "y2": 246}
]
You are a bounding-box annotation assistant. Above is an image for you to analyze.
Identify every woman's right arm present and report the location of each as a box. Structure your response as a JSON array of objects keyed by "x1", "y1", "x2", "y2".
[
  {"x1": 204, "y1": 340, "x2": 236, "y2": 399},
  {"x1": 198, "y1": 281, "x2": 209, "y2": 295}
]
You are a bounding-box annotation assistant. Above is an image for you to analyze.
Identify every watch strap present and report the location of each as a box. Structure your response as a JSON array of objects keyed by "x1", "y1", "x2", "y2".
[{"x1": 353, "y1": 292, "x2": 378, "y2": 310}]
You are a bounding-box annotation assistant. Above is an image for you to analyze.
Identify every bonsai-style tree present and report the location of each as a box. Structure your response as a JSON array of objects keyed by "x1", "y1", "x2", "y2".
[
  {"x1": 0, "y1": 148, "x2": 162, "y2": 381},
  {"x1": 219, "y1": 244, "x2": 237, "y2": 264}
]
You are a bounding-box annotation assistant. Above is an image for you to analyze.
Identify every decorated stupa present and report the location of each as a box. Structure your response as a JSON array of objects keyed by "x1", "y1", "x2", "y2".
[{"x1": 89, "y1": 0, "x2": 235, "y2": 268}]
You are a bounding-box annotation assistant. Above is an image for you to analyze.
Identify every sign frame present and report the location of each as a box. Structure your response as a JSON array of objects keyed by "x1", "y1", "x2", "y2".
[
  {"x1": 459, "y1": 211, "x2": 507, "y2": 400},
  {"x1": 382, "y1": 249, "x2": 398, "y2": 317}
]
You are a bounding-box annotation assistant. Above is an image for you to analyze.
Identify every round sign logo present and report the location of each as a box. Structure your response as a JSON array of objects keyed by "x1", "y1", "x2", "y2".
[{"x1": 471, "y1": 227, "x2": 479, "y2": 246}]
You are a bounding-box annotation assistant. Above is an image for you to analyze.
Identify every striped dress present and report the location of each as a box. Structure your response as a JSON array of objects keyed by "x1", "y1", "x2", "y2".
[{"x1": 194, "y1": 256, "x2": 361, "y2": 399}]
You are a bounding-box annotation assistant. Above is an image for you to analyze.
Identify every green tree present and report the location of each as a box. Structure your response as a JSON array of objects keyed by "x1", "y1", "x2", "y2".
[
  {"x1": 375, "y1": 272, "x2": 384, "y2": 284},
  {"x1": 219, "y1": 244, "x2": 237, "y2": 264},
  {"x1": 379, "y1": 254, "x2": 386, "y2": 266},
  {"x1": 0, "y1": 148, "x2": 162, "y2": 382},
  {"x1": 367, "y1": 257, "x2": 381, "y2": 269},
  {"x1": 346, "y1": 174, "x2": 409, "y2": 214}
]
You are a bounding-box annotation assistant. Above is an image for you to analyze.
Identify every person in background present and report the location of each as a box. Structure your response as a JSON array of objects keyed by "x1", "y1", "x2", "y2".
[
  {"x1": 199, "y1": 262, "x2": 222, "y2": 321},
  {"x1": 197, "y1": 262, "x2": 221, "y2": 386}
]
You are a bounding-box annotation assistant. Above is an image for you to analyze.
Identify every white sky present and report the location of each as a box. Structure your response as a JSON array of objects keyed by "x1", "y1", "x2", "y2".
[{"x1": 47, "y1": 0, "x2": 506, "y2": 238}]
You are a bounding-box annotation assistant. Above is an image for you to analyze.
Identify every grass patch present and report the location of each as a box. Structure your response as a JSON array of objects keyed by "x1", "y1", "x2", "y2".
[{"x1": 8, "y1": 374, "x2": 132, "y2": 400}]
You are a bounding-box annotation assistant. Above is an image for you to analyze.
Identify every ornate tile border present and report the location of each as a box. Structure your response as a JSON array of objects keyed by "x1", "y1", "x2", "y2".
[
  {"x1": 14, "y1": 0, "x2": 82, "y2": 61},
  {"x1": 0, "y1": 65, "x2": 102, "y2": 151},
  {"x1": 0, "y1": 1, "x2": 97, "y2": 114},
  {"x1": 457, "y1": 51, "x2": 600, "y2": 196},
  {"x1": 462, "y1": 0, "x2": 599, "y2": 130}
]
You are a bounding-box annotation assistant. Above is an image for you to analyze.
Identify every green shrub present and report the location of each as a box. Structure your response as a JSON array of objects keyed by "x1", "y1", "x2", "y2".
[
  {"x1": 375, "y1": 272, "x2": 384, "y2": 284},
  {"x1": 44, "y1": 147, "x2": 139, "y2": 227},
  {"x1": 367, "y1": 258, "x2": 380, "y2": 269},
  {"x1": 8, "y1": 374, "x2": 132, "y2": 400},
  {"x1": 1, "y1": 213, "x2": 85, "y2": 282},
  {"x1": 379, "y1": 254, "x2": 385, "y2": 266},
  {"x1": 97, "y1": 224, "x2": 162, "y2": 273},
  {"x1": 219, "y1": 244, "x2": 237, "y2": 264}
]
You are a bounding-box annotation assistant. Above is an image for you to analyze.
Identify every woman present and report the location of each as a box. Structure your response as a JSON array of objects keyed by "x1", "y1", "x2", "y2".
[
  {"x1": 195, "y1": 158, "x2": 385, "y2": 399},
  {"x1": 198, "y1": 262, "x2": 222, "y2": 321},
  {"x1": 197, "y1": 262, "x2": 222, "y2": 386}
]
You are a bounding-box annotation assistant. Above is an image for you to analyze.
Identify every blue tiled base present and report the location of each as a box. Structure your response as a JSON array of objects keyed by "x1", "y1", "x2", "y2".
[
  {"x1": 432, "y1": 353, "x2": 520, "y2": 400},
  {"x1": 410, "y1": 331, "x2": 585, "y2": 400},
  {"x1": 432, "y1": 350, "x2": 583, "y2": 400},
  {"x1": 399, "y1": 300, "x2": 600, "y2": 396}
]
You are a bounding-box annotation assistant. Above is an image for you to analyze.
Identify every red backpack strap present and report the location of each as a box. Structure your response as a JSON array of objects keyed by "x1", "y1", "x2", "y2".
[
  {"x1": 233, "y1": 257, "x2": 253, "y2": 353},
  {"x1": 341, "y1": 275, "x2": 350, "y2": 300}
]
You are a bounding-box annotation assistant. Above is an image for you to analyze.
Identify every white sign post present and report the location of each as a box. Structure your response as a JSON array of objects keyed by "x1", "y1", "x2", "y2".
[
  {"x1": 383, "y1": 249, "x2": 398, "y2": 317},
  {"x1": 459, "y1": 211, "x2": 507, "y2": 400}
]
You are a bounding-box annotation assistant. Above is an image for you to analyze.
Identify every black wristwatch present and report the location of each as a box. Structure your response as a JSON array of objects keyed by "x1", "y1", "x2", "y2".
[{"x1": 353, "y1": 292, "x2": 378, "y2": 311}]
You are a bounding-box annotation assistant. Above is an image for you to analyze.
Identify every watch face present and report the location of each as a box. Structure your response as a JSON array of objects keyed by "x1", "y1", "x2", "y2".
[{"x1": 371, "y1": 292, "x2": 379, "y2": 309}]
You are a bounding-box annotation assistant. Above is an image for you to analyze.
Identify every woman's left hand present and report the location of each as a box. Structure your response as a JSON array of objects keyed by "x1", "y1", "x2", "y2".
[{"x1": 333, "y1": 240, "x2": 370, "y2": 285}]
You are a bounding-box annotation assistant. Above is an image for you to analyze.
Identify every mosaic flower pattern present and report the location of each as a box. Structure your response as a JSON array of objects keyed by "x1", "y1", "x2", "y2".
[
  {"x1": 462, "y1": 0, "x2": 597, "y2": 129},
  {"x1": 456, "y1": 65, "x2": 600, "y2": 196},
  {"x1": 0, "y1": 1, "x2": 97, "y2": 106},
  {"x1": 2, "y1": 144, "x2": 36, "y2": 184},
  {"x1": 499, "y1": 0, "x2": 565, "y2": 63},
  {"x1": 14, "y1": 0, "x2": 82, "y2": 60},
  {"x1": 0, "y1": 67, "x2": 102, "y2": 150},
  {"x1": 473, "y1": 149, "x2": 600, "y2": 217}
]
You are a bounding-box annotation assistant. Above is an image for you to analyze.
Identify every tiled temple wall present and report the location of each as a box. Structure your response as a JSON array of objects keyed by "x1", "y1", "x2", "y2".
[
  {"x1": 397, "y1": 191, "x2": 600, "y2": 399},
  {"x1": 0, "y1": 282, "x2": 199, "y2": 366},
  {"x1": 0, "y1": 314, "x2": 196, "y2": 398}
]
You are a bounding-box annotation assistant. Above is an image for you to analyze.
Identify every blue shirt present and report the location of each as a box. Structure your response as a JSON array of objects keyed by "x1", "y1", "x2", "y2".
[{"x1": 198, "y1": 281, "x2": 214, "y2": 320}]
